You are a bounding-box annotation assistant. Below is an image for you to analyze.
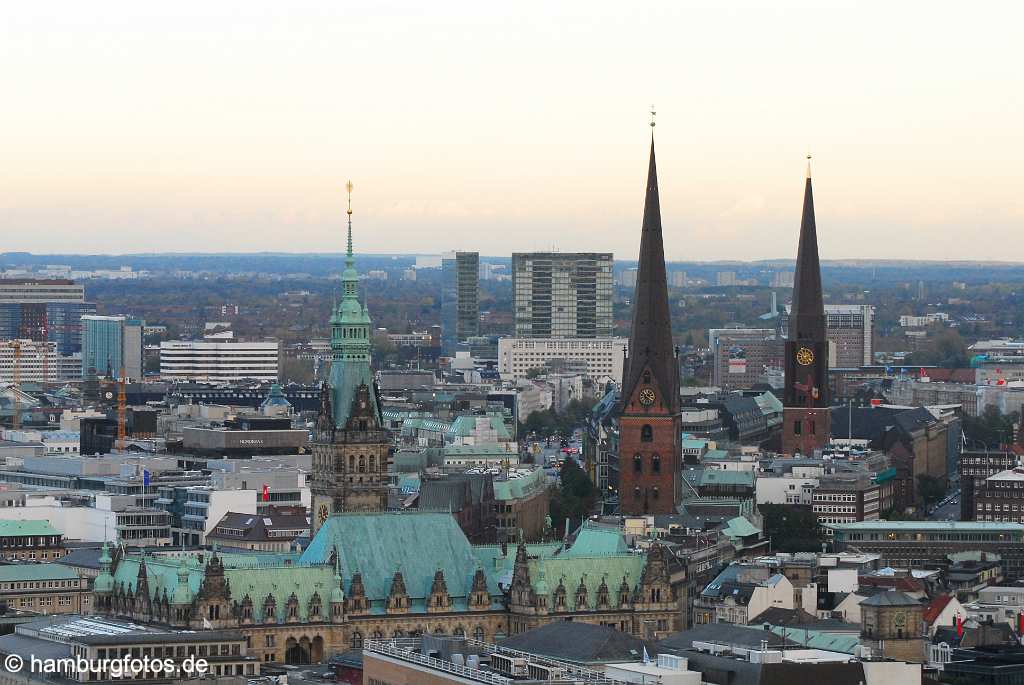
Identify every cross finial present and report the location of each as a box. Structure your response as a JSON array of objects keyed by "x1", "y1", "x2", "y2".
[
  {"x1": 649, "y1": 105, "x2": 656, "y2": 129},
  {"x1": 806, "y1": 151, "x2": 812, "y2": 179},
  {"x1": 346, "y1": 180, "x2": 353, "y2": 216}
]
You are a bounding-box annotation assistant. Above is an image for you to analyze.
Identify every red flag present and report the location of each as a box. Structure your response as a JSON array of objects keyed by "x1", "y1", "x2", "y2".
[
  {"x1": 870, "y1": 398, "x2": 882, "y2": 407},
  {"x1": 957, "y1": 615, "x2": 964, "y2": 637},
  {"x1": 262, "y1": 484, "x2": 269, "y2": 502},
  {"x1": 1019, "y1": 611, "x2": 1024, "y2": 635}
]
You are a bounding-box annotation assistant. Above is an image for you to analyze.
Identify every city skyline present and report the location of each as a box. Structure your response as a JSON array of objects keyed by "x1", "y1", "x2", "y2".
[{"x1": 4, "y1": 2, "x2": 1022, "y2": 260}]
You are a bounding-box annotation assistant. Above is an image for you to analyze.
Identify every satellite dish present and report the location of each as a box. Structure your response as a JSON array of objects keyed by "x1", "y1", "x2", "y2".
[{"x1": 104, "y1": 391, "x2": 114, "y2": 399}]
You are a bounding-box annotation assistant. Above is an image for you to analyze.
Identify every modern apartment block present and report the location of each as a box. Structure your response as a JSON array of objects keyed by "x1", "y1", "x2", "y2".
[
  {"x1": 782, "y1": 304, "x2": 875, "y2": 368},
  {"x1": 159, "y1": 340, "x2": 280, "y2": 382},
  {"x1": 0, "y1": 279, "x2": 96, "y2": 354},
  {"x1": 512, "y1": 252, "x2": 613, "y2": 338},
  {"x1": 0, "y1": 339, "x2": 63, "y2": 383},
  {"x1": 709, "y1": 328, "x2": 781, "y2": 390},
  {"x1": 497, "y1": 336, "x2": 627, "y2": 383},
  {"x1": 80, "y1": 315, "x2": 144, "y2": 380},
  {"x1": 441, "y1": 251, "x2": 480, "y2": 353}
]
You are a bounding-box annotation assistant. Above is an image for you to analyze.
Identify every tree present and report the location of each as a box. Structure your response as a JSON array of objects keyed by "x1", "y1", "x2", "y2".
[
  {"x1": 916, "y1": 474, "x2": 946, "y2": 506},
  {"x1": 907, "y1": 329, "x2": 969, "y2": 368},
  {"x1": 759, "y1": 504, "x2": 825, "y2": 553},
  {"x1": 549, "y1": 459, "x2": 598, "y2": 537}
]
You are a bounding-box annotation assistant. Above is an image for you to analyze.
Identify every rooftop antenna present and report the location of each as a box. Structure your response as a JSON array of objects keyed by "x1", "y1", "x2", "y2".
[{"x1": 650, "y1": 104, "x2": 656, "y2": 129}]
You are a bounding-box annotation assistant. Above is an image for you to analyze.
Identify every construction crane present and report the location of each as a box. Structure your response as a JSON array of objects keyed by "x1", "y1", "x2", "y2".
[{"x1": 117, "y1": 366, "x2": 127, "y2": 452}]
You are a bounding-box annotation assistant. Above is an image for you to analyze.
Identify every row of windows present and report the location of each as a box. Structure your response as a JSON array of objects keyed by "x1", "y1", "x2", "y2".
[{"x1": 632, "y1": 454, "x2": 662, "y2": 474}]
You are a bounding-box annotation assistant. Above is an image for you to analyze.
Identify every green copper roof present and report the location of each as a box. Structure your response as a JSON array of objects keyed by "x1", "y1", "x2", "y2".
[
  {"x1": 722, "y1": 517, "x2": 761, "y2": 539},
  {"x1": 300, "y1": 512, "x2": 502, "y2": 611},
  {"x1": 112, "y1": 551, "x2": 338, "y2": 623},
  {"x1": 0, "y1": 520, "x2": 61, "y2": 537},
  {"x1": 493, "y1": 468, "x2": 548, "y2": 501},
  {"x1": 528, "y1": 554, "x2": 644, "y2": 611},
  {"x1": 697, "y1": 469, "x2": 755, "y2": 487},
  {"x1": 448, "y1": 415, "x2": 512, "y2": 440},
  {"x1": 767, "y1": 627, "x2": 859, "y2": 654},
  {"x1": 0, "y1": 565, "x2": 80, "y2": 582},
  {"x1": 564, "y1": 522, "x2": 629, "y2": 557}
]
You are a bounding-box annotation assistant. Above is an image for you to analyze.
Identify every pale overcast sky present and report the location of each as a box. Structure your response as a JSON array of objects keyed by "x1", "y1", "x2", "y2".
[{"x1": 2, "y1": 1, "x2": 1022, "y2": 260}]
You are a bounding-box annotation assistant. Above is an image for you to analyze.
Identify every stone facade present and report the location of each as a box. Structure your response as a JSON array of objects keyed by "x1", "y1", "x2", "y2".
[
  {"x1": 860, "y1": 593, "x2": 926, "y2": 663},
  {"x1": 311, "y1": 383, "x2": 391, "y2": 530},
  {"x1": 92, "y1": 513, "x2": 676, "y2": 665}
]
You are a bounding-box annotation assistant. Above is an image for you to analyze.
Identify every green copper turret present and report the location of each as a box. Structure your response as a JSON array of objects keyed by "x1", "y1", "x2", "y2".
[{"x1": 327, "y1": 181, "x2": 381, "y2": 428}]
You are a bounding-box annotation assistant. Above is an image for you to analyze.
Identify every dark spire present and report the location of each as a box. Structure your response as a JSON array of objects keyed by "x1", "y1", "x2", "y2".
[
  {"x1": 789, "y1": 159, "x2": 826, "y2": 343},
  {"x1": 623, "y1": 135, "x2": 679, "y2": 410}
]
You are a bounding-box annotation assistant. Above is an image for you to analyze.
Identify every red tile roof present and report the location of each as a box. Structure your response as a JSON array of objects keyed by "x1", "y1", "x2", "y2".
[{"x1": 923, "y1": 594, "x2": 953, "y2": 625}]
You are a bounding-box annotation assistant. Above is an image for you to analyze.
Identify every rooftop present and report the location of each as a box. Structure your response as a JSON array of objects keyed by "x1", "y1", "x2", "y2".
[{"x1": 0, "y1": 520, "x2": 62, "y2": 537}]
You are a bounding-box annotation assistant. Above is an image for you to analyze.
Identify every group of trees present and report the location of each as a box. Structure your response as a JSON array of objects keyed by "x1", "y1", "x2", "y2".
[
  {"x1": 963, "y1": 406, "x2": 1021, "y2": 449},
  {"x1": 759, "y1": 504, "x2": 825, "y2": 552},
  {"x1": 519, "y1": 399, "x2": 592, "y2": 440}
]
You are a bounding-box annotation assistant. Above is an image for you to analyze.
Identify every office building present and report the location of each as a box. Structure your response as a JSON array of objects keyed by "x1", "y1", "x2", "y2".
[
  {"x1": 0, "y1": 279, "x2": 96, "y2": 354},
  {"x1": 782, "y1": 304, "x2": 875, "y2": 368},
  {"x1": 960, "y1": 448, "x2": 1019, "y2": 520},
  {"x1": 80, "y1": 315, "x2": 144, "y2": 380},
  {"x1": 828, "y1": 521, "x2": 1024, "y2": 578},
  {"x1": 709, "y1": 328, "x2": 781, "y2": 390},
  {"x1": 497, "y1": 336, "x2": 627, "y2": 383},
  {"x1": 159, "y1": 340, "x2": 280, "y2": 382},
  {"x1": 0, "y1": 339, "x2": 64, "y2": 383},
  {"x1": 512, "y1": 252, "x2": 613, "y2": 339},
  {"x1": 618, "y1": 135, "x2": 681, "y2": 515},
  {"x1": 782, "y1": 162, "x2": 831, "y2": 456},
  {"x1": 441, "y1": 251, "x2": 480, "y2": 353}
]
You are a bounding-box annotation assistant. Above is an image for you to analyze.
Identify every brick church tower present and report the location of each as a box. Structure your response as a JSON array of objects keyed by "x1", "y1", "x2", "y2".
[
  {"x1": 782, "y1": 160, "x2": 831, "y2": 455},
  {"x1": 618, "y1": 129, "x2": 681, "y2": 515}
]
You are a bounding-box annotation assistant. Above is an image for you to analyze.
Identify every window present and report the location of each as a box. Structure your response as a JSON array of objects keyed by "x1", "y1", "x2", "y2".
[
  {"x1": 793, "y1": 420, "x2": 802, "y2": 435},
  {"x1": 350, "y1": 632, "x2": 363, "y2": 649},
  {"x1": 633, "y1": 454, "x2": 642, "y2": 473},
  {"x1": 652, "y1": 454, "x2": 661, "y2": 473},
  {"x1": 810, "y1": 421, "x2": 816, "y2": 435},
  {"x1": 641, "y1": 425, "x2": 653, "y2": 442},
  {"x1": 634, "y1": 487, "x2": 642, "y2": 499}
]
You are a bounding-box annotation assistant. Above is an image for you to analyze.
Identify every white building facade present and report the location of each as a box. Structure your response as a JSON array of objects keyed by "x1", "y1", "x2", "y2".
[
  {"x1": 498, "y1": 336, "x2": 627, "y2": 384},
  {"x1": 159, "y1": 340, "x2": 280, "y2": 382}
]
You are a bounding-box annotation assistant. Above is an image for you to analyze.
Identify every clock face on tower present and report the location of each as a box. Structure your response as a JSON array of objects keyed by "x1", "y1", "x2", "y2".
[
  {"x1": 796, "y1": 347, "x2": 815, "y2": 366},
  {"x1": 639, "y1": 388, "x2": 656, "y2": 407},
  {"x1": 317, "y1": 503, "x2": 330, "y2": 525}
]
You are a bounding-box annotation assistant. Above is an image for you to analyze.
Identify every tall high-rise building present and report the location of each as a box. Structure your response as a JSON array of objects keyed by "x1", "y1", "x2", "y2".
[
  {"x1": 0, "y1": 279, "x2": 96, "y2": 354},
  {"x1": 441, "y1": 251, "x2": 480, "y2": 353},
  {"x1": 512, "y1": 253, "x2": 613, "y2": 338},
  {"x1": 80, "y1": 315, "x2": 144, "y2": 380},
  {"x1": 310, "y1": 183, "x2": 391, "y2": 532},
  {"x1": 618, "y1": 133, "x2": 681, "y2": 515},
  {"x1": 782, "y1": 161, "x2": 831, "y2": 456}
]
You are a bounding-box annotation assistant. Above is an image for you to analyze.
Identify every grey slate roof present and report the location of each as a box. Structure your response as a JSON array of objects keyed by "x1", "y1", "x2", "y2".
[
  {"x1": 859, "y1": 590, "x2": 920, "y2": 607},
  {"x1": 499, "y1": 622, "x2": 652, "y2": 664},
  {"x1": 657, "y1": 623, "x2": 800, "y2": 652}
]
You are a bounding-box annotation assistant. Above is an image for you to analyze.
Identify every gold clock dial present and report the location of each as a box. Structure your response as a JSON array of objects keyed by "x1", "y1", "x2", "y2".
[
  {"x1": 318, "y1": 504, "x2": 330, "y2": 524},
  {"x1": 639, "y1": 388, "x2": 656, "y2": 406},
  {"x1": 796, "y1": 347, "x2": 815, "y2": 366}
]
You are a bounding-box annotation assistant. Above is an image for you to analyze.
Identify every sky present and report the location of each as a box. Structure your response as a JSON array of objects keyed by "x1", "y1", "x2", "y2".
[{"x1": 2, "y1": 1, "x2": 1022, "y2": 261}]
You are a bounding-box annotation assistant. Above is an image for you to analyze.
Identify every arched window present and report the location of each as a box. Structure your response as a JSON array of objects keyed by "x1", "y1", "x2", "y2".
[
  {"x1": 652, "y1": 454, "x2": 661, "y2": 473},
  {"x1": 348, "y1": 455, "x2": 355, "y2": 471},
  {"x1": 634, "y1": 487, "x2": 642, "y2": 499},
  {"x1": 641, "y1": 425, "x2": 653, "y2": 442},
  {"x1": 358, "y1": 456, "x2": 366, "y2": 473},
  {"x1": 643, "y1": 371, "x2": 651, "y2": 384},
  {"x1": 393, "y1": 629, "x2": 404, "y2": 638},
  {"x1": 653, "y1": 486, "x2": 660, "y2": 499},
  {"x1": 372, "y1": 630, "x2": 383, "y2": 639},
  {"x1": 350, "y1": 631, "x2": 363, "y2": 648},
  {"x1": 633, "y1": 454, "x2": 642, "y2": 473},
  {"x1": 473, "y1": 626, "x2": 485, "y2": 641},
  {"x1": 454, "y1": 626, "x2": 465, "y2": 638}
]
